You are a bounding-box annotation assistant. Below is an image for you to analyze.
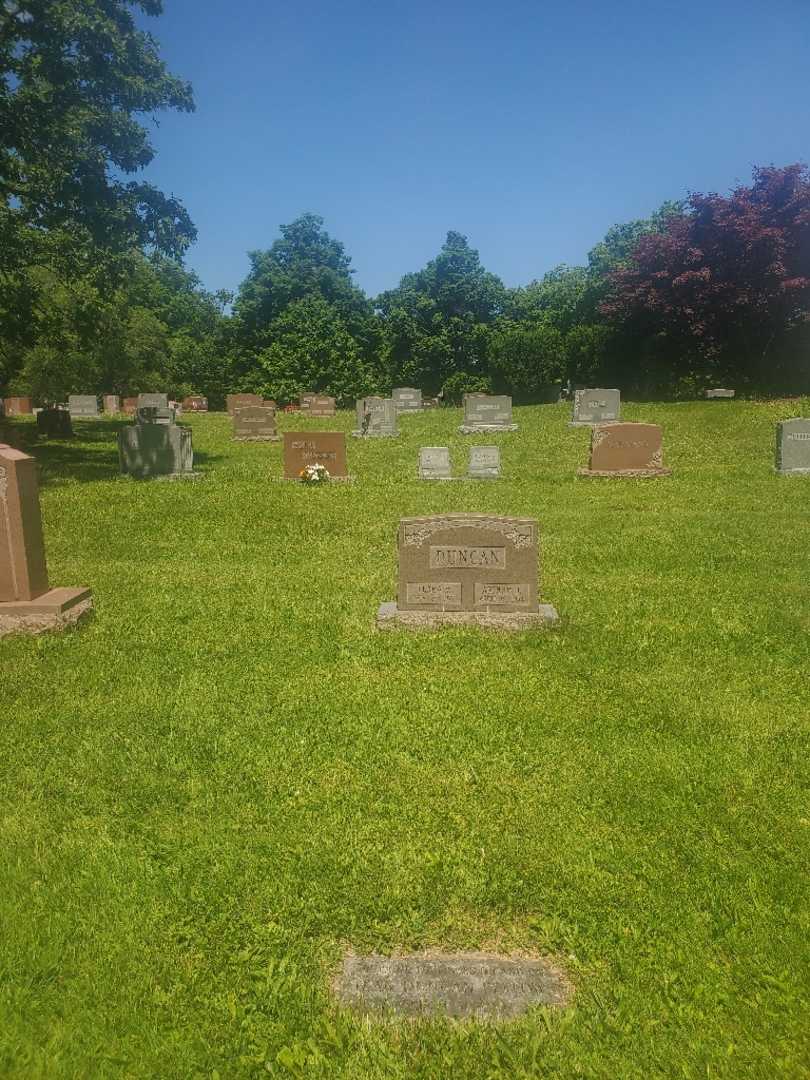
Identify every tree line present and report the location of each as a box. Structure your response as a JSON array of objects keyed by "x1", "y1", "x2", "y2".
[{"x1": 2, "y1": 2, "x2": 808, "y2": 407}]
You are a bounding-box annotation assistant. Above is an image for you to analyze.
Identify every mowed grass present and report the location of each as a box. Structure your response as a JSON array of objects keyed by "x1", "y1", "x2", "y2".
[{"x1": 1, "y1": 401, "x2": 808, "y2": 1079}]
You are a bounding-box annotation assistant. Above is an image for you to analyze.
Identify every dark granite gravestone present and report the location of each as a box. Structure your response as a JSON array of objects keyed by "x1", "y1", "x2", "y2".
[
  {"x1": 569, "y1": 388, "x2": 621, "y2": 426},
  {"x1": 377, "y1": 513, "x2": 559, "y2": 629},
  {"x1": 283, "y1": 432, "x2": 348, "y2": 479},
  {"x1": 467, "y1": 445, "x2": 501, "y2": 478},
  {"x1": 0, "y1": 444, "x2": 92, "y2": 635},
  {"x1": 419, "y1": 447, "x2": 453, "y2": 480},
  {"x1": 333, "y1": 952, "x2": 571, "y2": 1020},
  {"x1": 226, "y1": 393, "x2": 262, "y2": 415},
  {"x1": 136, "y1": 405, "x2": 174, "y2": 426},
  {"x1": 36, "y1": 408, "x2": 73, "y2": 438},
  {"x1": 3, "y1": 397, "x2": 33, "y2": 416},
  {"x1": 353, "y1": 397, "x2": 398, "y2": 437},
  {"x1": 182, "y1": 395, "x2": 208, "y2": 412},
  {"x1": 392, "y1": 387, "x2": 422, "y2": 412},
  {"x1": 232, "y1": 405, "x2": 280, "y2": 441},
  {"x1": 776, "y1": 418, "x2": 810, "y2": 474},
  {"x1": 118, "y1": 416, "x2": 195, "y2": 478},
  {"x1": 102, "y1": 395, "x2": 121, "y2": 415},
  {"x1": 705, "y1": 388, "x2": 735, "y2": 399},
  {"x1": 309, "y1": 395, "x2": 336, "y2": 417},
  {"x1": 68, "y1": 395, "x2": 99, "y2": 419},
  {"x1": 459, "y1": 395, "x2": 517, "y2": 434},
  {"x1": 578, "y1": 422, "x2": 671, "y2": 477}
]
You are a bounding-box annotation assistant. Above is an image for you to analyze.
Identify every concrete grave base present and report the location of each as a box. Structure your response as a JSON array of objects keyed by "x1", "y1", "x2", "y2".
[
  {"x1": 776, "y1": 467, "x2": 810, "y2": 475},
  {"x1": 568, "y1": 419, "x2": 620, "y2": 428},
  {"x1": 273, "y1": 475, "x2": 355, "y2": 484},
  {"x1": 377, "y1": 601, "x2": 559, "y2": 631},
  {"x1": 577, "y1": 467, "x2": 671, "y2": 478},
  {"x1": 0, "y1": 588, "x2": 92, "y2": 638},
  {"x1": 458, "y1": 424, "x2": 518, "y2": 435},
  {"x1": 332, "y1": 951, "x2": 571, "y2": 1020},
  {"x1": 350, "y1": 430, "x2": 399, "y2": 438},
  {"x1": 232, "y1": 435, "x2": 281, "y2": 442}
]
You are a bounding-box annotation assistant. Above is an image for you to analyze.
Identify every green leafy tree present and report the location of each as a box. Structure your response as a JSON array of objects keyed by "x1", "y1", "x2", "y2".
[{"x1": 488, "y1": 322, "x2": 565, "y2": 398}]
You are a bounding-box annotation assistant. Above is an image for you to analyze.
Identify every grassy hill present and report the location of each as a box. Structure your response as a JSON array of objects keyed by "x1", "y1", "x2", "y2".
[{"x1": 1, "y1": 401, "x2": 808, "y2": 1078}]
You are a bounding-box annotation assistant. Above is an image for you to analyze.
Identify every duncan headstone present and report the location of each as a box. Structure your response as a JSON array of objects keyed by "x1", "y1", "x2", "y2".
[
  {"x1": 570, "y1": 388, "x2": 621, "y2": 426},
  {"x1": 283, "y1": 431, "x2": 348, "y2": 479},
  {"x1": 36, "y1": 408, "x2": 73, "y2": 438},
  {"x1": 118, "y1": 413, "x2": 195, "y2": 478},
  {"x1": 578, "y1": 422, "x2": 670, "y2": 477},
  {"x1": 776, "y1": 418, "x2": 810, "y2": 474},
  {"x1": 232, "y1": 405, "x2": 280, "y2": 441},
  {"x1": 0, "y1": 444, "x2": 92, "y2": 633},
  {"x1": 392, "y1": 387, "x2": 422, "y2": 412},
  {"x1": 377, "y1": 513, "x2": 558, "y2": 629},
  {"x1": 467, "y1": 446, "x2": 501, "y2": 479},
  {"x1": 419, "y1": 447, "x2": 452, "y2": 480},
  {"x1": 353, "y1": 397, "x2": 398, "y2": 437},
  {"x1": 459, "y1": 395, "x2": 517, "y2": 434},
  {"x1": 68, "y1": 395, "x2": 99, "y2": 419}
]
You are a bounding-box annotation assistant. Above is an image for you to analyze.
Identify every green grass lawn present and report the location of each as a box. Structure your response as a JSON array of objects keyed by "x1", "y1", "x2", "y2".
[{"x1": 1, "y1": 401, "x2": 809, "y2": 1079}]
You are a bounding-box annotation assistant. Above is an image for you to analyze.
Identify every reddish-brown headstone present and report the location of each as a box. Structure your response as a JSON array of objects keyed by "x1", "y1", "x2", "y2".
[
  {"x1": 299, "y1": 393, "x2": 317, "y2": 410},
  {"x1": 283, "y1": 432, "x2": 347, "y2": 478},
  {"x1": 580, "y1": 422, "x2": 670, "y2": 476},
  {"x1": 182, "y1": 395, "x2": 208, "y2": 411},
  {"x1": 0, "y1": 445, "x2": 49, "y2": 602},
  {"x1": 309, "y1": 395, "x2": 336, "y2": 417},
  {"x1": 226, "y1": 393, "x2": 262, "y2": 415},
  {"x1": 103, "y1": 395, "x2": 121, "y2": 414},
  {"x1": 3, "y1": 397, "x2": 33, "y2": 416},
  {"x1": 233, "y1": 405, "x2": 278, "y2": 440},
  {"x1": 122, "y1": 397, "x2": 138, "y2": 415}
]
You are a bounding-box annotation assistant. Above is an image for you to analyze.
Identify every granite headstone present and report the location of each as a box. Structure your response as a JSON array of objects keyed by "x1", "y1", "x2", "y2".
[
  {"x1": 467, "y1": 446, "x2": 501, "y2": 478},
  {"x1": 353, "y1": 397, "x2": 398, "y2": 437},
  {"x1": 283, "y1": 432, "x2": 348, "y2": 479},
  {"x1": 232, "y1": 405, "x2": 280, "y2": 441},
  {"x1": 570, "y1": 388, "x2": 621, "y2": 426},
  {"x1": 776, "y1": 418, "x2": 810, "y2": 474},
  {"x1": 578, "y1": 422, "x2": 670, "y2": 477},
  {"x1": 36, "y1": 408, "x2": 73, "y2": 438},
  {"x1": 392, "y1": 387, "x2": 422, "y2": 412},
  {"x1": 419, "y1": 447, "x2": 452, "y2": 479},
  {"x1": 68, "y1": 395, "x2": 99, "y2": 419},
  {"x1": 459, "y1": 395, "x2": 517, "y2": 433}
]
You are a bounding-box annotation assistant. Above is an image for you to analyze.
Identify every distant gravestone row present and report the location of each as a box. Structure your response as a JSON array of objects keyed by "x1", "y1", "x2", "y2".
[
  {"x1": 392, "y1": 387, "x2": 422, "y2": 412},
  {"x1": 418, "y1": 446, "x2": 501, "y2": 480}
]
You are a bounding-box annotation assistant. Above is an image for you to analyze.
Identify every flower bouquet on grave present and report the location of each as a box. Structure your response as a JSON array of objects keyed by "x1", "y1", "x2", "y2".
[{"x1": 299, "y1": 463, "x2": 330, "y2": 485}]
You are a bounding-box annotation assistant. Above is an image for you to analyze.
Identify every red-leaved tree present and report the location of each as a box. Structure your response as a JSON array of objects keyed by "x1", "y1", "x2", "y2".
[{"x1": 602, "y1": 165, "x2": 810, "y2": 391}]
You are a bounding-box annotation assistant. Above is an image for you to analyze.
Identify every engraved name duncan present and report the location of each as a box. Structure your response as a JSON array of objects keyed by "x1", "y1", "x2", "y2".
[{"x1": 429, "y1": 546, "x2": 506, "y2": 569}]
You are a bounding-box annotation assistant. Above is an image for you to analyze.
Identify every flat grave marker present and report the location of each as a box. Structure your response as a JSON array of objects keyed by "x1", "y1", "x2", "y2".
[
  {"x1": 467, "y1": 446, "x2": 501, "y2": 478},
  {"x1": 419, "y1": 447, "x2": 453, "y2": 480}
]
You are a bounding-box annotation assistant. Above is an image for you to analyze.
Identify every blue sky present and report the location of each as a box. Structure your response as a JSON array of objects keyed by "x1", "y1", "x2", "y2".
[{"x1": 138, "y1": 0, "x2": 810, "y2": 298}]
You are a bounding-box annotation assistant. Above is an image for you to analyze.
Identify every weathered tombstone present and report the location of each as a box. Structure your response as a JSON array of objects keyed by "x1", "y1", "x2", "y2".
[
  {"x1": 467, "y1": 446, "x2": 501, "y2": 479},
  {"x1": 137, "y1": 405, "x2": 174, "y2": 425},
  {"x1": 352, "y1": 397, "x2": 398, "y2": 438},
  {"x1": 578, "y1": 422, "x2": 671, "y2": 477},
  {"x1": 103, "y1": 395, "x2": 120, "y2": 415},
  {"x1": 137, "y1": 392, "x2": 168, "y2": 411},
  {"x1": 459, "y1": 395, "x2": 517, "y2": 434},
  {"x1": 392, "y1": 387, "x2": 422, "y2": 412},
  {"x1": 419, "y1": 447, "x2": 453, "y2": 480},
  {"x1": 122, "y1": 397, "x2": 138, "y2": 415},
  {"x1": 68, "y1": 395, "x2": 99, "y2": 419},
  {"x1": 299, "y1": 393, "x2": 317, "y2": 411},
  {"x1": 225, "y1": 392, "x2": 262, "y2": 415},
  {"x1": 3, "y1": 397, "x2": 33, "y2": 416},
  {"x1": 776, "y1": 418, "x2": 810, "y2": 474},
  {"x1": 118, "y1": 414, "x2": 195, "y2": 478},
  {"x1": 283, "y1": 432, "x2": 348, "y2": 480},
  {"x1": 377, "y1": 513, "x2": 559, "y2": 629},
  {"x1": 333, "y1": 951, "x2": 571, "y2": 1019},
  {"x1": 705, "y1": 388, "x2": 735, "y2": 399},
  {"x1": 36, "y1": 408, "x2": 73, "y2": 438},
  {"x1": 569, "y1": 388, "x2": 621, "y2": 426},
  {"x1": 232, "y1": 405, "x2": 280, "y2": 441},
  {"x1": 309, "y1": 394, "x2": 336, "y2": 417},
  {"x1": 182, "y1": 395, "x2": 208, "y2": 412},
  {"x1": 0, "y1": 444, "x2": 92, "y2": 633}
]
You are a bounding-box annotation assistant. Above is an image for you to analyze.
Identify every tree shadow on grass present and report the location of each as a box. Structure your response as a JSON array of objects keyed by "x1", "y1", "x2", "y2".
[{"x1": 0, "y1": 419, "x2": 221, "y2": 486}]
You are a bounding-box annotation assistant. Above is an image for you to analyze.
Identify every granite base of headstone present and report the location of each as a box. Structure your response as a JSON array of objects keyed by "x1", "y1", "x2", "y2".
[
  {"x1": 568, "y1": 388, "x2": 621, "y2": 426},
  {"x1": 36, "y1": 408, "x2": 73, "y2": 438},
  {"x1": 68, "y1": 395, "x2": 99, "y2": 420},
  {"x1": 232, "y1": 405, "x2": 281, "y2": 441},
  {"x1": 352, "y1": 397, "x2": 399, "y2": 437},
  {"x1": 419, "y1": 447, "x2": 455, "y2": 480},
  {"x1": 776, "y1": 418, "x2": 810, "y2": 474},
  {"x1": 577, "y1": 422, "x2": 671, "y2": 477},
  {"x1": 467, "y1": 446, "x2": 501, "y2": 478},
  {"x1": 118, "y1": 416, "x2": 196, "y2": 479},
  {"x1": 0, "y1": 444, "x2": 92, "y2": 636},
  {"x1": 459, "y1": 395, "x2": 517, "y2": 434},
  {"x1": 377, "y1": 513, "x2": 559, "y2": 630}
]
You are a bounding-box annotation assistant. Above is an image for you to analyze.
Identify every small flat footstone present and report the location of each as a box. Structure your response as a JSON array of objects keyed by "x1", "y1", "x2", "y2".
[{"x1": 333, "y1": 952, "x2": 571, "y2": 1019}]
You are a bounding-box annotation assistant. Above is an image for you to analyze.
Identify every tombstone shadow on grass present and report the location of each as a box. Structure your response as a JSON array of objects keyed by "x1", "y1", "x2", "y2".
[{"x1": 4, "y1": 419, "x2": 220, "y2": 485}]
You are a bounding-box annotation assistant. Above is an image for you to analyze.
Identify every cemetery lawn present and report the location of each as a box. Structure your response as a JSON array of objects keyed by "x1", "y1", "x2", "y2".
[{"x1": 2, "y1": 400, "x2": 809, "y2": 1080}]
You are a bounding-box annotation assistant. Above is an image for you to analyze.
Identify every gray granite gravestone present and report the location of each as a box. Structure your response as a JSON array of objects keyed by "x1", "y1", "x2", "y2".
[
  {"x1": 36, "y1": 408, "x2": 73, "y2": 438},
  {"x1": 419, "y1": 447, "x2": 453, "y2": 479},
  {"x1": 705, "y1": 388, "x2": 735, "y2": 399},
  {"x1": 377, "y1": 513, "x2": 559, "y2": 630},
  {"x1": 137, "y1": 405, "x2": 174, "y2": 426},
  {"x1": 776, "y1": 418, "x2": 810, "y2": 474},
  {"x1": 232, "y1": 405, "x2": 280, "y2": 441},
  {"x1": 392, "y1": 387, "x2": 422, "y2": 412},
  {"x1": 459, "y1": 395, "x2": 517, "y2": 434},
  {"x1": 68, "y1": 395, "x2": 99, "y2": 419},
  {"x1": 467, "y1": 446, "x2": 501, "y2": 478},
  {"x1": 353, "y1": 397, "x2": 398, "y2": 437},
  {"x1": 569, "y1": 388, "x2": 621, "y2": 426},
  {"x1": 118, "y1": 415, "x2": 195, "y2": 478},
  {"x1": 137, "y1": 392, "x2": 169, "y2": 410}
]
